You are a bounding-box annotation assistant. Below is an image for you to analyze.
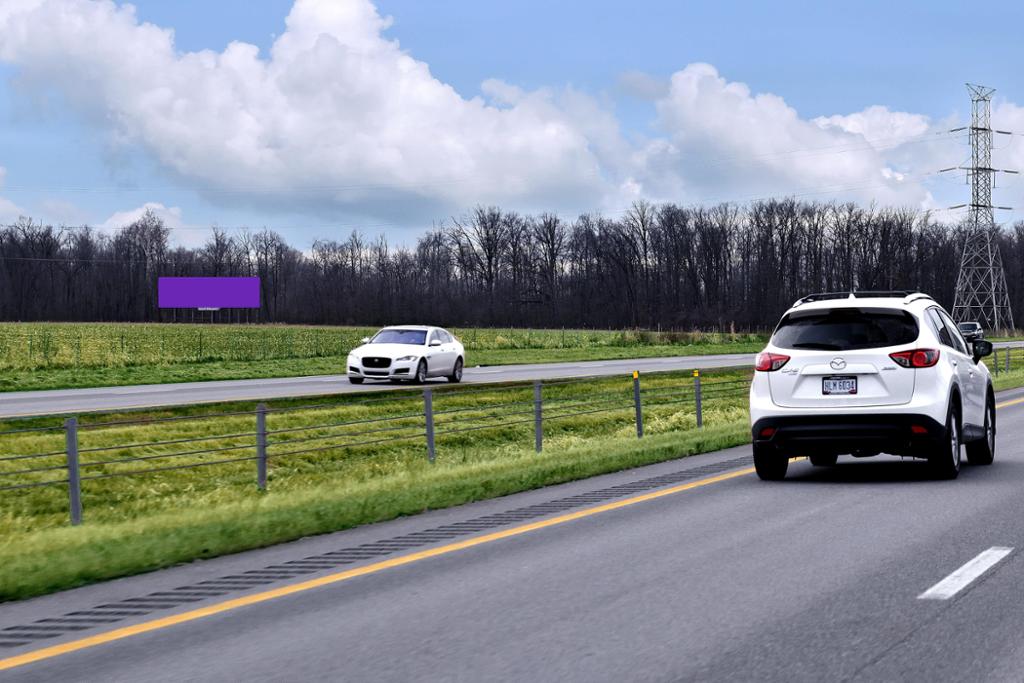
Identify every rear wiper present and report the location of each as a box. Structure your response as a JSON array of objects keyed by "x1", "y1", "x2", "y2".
[{"x1": 790, "y1": 342, "x2": 842, "y2": 350}]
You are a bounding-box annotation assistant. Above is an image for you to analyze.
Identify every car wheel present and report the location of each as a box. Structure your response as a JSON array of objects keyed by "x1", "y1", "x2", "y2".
[
  {"x1": 753, "y1": 443, "x2": 788, "y2": 481},
  {"x1": 930, "y1": 403, "x2": 961, "y2": 479},
  {"x1": 809, "y1": 454, "x2": 838, "y2": 467},
  {"x1": 447, "y1": 357, "x2": 464, "y2": 383},
  {"x1": 415, "y1": 359, "x2": 428, "y2": 384},
  {"x1": 966, "y1": 392, "x2": 996, "y2": 465},
  {"x1": 349, "y1": 377, "x2": 364, "y2": 385}
]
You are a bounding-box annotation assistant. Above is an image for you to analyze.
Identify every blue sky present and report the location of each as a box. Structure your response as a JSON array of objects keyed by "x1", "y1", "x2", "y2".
[{"x1": 2, "y1": 0, "x2": 1024, "y2": 247}]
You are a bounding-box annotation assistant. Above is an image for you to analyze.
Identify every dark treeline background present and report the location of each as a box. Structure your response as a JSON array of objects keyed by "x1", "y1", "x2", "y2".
[{"x1": 2, "y1": 199, "x2": 1022, "y2": 330}]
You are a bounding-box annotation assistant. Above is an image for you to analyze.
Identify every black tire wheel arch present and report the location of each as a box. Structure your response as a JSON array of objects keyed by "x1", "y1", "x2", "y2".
[
  {"x1": 930, "y1": 400, "x2": 962, "y2": 480},
  {"x1": 753, "y1": 443, "x2": 788, "y2": 481},
  {"x1": 966, "y1": 390, "x2": 996, "y2": 466}
]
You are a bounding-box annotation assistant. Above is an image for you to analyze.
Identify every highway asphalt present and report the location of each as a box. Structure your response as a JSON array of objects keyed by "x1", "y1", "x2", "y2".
[
  {"x1": 4, "y1": 387, "x2": 1024, "y2": 681},
  {"x1": 0, "y1": 353, "x2": 755, "y2": 418}
]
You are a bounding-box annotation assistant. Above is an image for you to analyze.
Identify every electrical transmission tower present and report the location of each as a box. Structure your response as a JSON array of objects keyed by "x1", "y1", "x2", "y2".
[{"x1": 951, "y1": 83, "x2": 1015, "y2": 331}]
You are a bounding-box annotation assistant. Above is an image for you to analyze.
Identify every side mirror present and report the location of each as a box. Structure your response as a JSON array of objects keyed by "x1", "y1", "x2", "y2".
[
  {"x1": 973, "y1": 339, "x2": 993, "y2": 363},
  {"x1": 430, "y1": 339, "x2": 442, "y2": 347},
  {"x1": 360, "y1": 337, "x2": 370, "y2": 344}
]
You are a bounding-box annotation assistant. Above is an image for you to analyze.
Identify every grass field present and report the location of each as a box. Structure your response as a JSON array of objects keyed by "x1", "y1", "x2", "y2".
[
  {"x1": 0, "y1": 368, "x2": 751, "y2": 600},
  {"x1": 0, "y1": 323, "x2": 766, "y2": 392}
]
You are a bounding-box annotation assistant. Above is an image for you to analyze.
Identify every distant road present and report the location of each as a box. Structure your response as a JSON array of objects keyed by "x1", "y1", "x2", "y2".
[
  {"x1": 3, "y1": 341, "x2": 1020, "y2": 418},
  {"x1": 0, "y1": 353, "x2": 755, "y2": 418}
]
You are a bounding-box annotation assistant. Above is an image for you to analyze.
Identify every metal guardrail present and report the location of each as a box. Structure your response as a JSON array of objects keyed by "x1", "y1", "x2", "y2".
[
  {"x1": 0, "y1": 371, "x2": 750, "y2": 525},
  {"x1": 991, "y1": 343, "x2": 1024, "y2": 377}
]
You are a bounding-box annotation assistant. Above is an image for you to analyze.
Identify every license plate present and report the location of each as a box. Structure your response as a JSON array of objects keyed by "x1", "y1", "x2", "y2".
[{"x1": 822, "y1": 376, "x2": 857, "y2": 395}]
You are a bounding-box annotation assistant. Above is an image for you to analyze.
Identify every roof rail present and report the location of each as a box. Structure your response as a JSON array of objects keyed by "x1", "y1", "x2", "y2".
[
  {"x1": 903, "y1": 292, "x2": 935, "y2": 304},
  {"x1": 792, "y1": 290, "x2": 931, "y2": 307}
]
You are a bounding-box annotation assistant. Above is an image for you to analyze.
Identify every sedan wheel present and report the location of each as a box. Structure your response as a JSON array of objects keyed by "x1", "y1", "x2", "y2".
[
  {"x1": 447, "y1": 357, "x2": 464, "y2": 383},
  {"x1": 415, "y1": 359, "x2": 428, "y2": 384}
]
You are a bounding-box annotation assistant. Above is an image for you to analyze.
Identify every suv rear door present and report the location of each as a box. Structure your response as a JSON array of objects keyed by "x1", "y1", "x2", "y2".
[
  {"x1": 930, "y1": 307, "x2": 981, "y2": 425},
  {"x1": 768, "y1": 307, "x2": 918, "y2": 408}
]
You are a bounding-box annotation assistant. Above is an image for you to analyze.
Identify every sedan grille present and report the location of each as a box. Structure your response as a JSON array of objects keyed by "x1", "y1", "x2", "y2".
[{"x1": 362, "y1": 357, "x2": 392, "y2": 369}]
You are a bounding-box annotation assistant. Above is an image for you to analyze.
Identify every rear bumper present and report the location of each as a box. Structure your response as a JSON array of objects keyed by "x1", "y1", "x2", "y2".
[{"x1": 752, "y1": 413, "x2": 945, "y2": 457}]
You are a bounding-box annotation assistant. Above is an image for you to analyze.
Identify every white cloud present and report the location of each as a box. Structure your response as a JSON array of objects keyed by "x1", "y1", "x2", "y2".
[
  {"x1": 101, "y1": 202, "x2": 183, "y2": 232},
  {"x1": 0, "y1": 1, "x2": 967, "y2": 224},
  {"x1": 814, "y1": 105, "x2": 930, "y2": 141},
  {"x1": 0, "y1": 0, "x2": 612, "y2": 219},
  {"x1": 625, "y1": 63, "x2": 935, "y2": 207}
]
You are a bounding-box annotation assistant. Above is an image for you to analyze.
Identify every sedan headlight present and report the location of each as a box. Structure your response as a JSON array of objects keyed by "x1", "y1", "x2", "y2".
[{"x1": 396, "y1": 355, "x2": 417, "y2": 362}]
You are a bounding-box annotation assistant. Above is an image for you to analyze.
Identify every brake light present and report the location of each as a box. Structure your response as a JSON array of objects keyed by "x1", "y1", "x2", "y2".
[
  {"x1": 755, "y1": 352, "x2": 790, "y2": 372},
  {"x1": 889, "y1": 349, "x2": 940, "y2": 368}
]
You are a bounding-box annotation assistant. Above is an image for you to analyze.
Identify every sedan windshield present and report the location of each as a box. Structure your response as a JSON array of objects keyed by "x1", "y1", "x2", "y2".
[{"x1": 371, "y1": 328, "x2": 427, "y2": 345}]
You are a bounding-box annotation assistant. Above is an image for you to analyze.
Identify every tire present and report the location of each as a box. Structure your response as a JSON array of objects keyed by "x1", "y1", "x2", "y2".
[
  {"x1": 809, "y1": 454, "x2": 838, "y2": 467},
  {"x1": 447, "y1": 357, "x2": 464, "y2": 383},
  {"x1": 966, "y1": 392, "x2": 996, "y2": 465},
  {"x1": 753, "y1": 443, "x2": 788, "y2": 481},
  {"x1": 414, "y1": 359, "x2": 428, "y2": 384},
  {"x1": 930, "y1": 403, "x2": 962, "y2": 480},
  {"x1": 348, "y1": 377, "x2": 364, "y2": 385}
]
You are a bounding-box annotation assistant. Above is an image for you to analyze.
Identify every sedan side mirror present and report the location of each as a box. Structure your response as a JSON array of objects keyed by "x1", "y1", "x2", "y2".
[
  {"x1": 360, "y1": 337, "x2": 370, "y2": 344},
  {"x1": 973, "y1": 339, "x2": 993, "y2": 363},
  {"x1": 430, "y1": 339, "x2": 442, "y2": 347}
]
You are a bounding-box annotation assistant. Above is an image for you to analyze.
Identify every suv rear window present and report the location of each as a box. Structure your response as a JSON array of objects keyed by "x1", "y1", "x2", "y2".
[{"x1": 771, "y1": 308, "x2": 919, "y2": 351}]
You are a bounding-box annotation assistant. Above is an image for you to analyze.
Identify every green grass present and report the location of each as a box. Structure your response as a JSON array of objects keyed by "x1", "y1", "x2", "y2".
[
  {"x1": 0, "y1": 322, "x2": 765, "y2": 392},
  {"x1": 0, "y1": 369, "x2": 751, "y2": 600}
]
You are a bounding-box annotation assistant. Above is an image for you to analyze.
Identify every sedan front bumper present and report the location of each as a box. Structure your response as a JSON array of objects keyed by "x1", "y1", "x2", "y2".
[{"x1": 347, "y1": 358, "x2": 418, "y2": 379}]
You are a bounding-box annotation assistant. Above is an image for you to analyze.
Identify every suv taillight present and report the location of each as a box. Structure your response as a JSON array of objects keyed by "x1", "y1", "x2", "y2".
[
  {"x1": 889, "y1": 349, "x2": 940, "y2": 368},
  {"x1": 755, "y1": 352, "x2": 790, "y2": 372}
]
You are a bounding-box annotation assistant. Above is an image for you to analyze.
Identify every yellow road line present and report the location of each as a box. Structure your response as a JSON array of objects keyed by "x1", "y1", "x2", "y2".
[
  {"x1": 996, "y1": 396, "x2": 1024, "y2": 409},
  {"x1": 0, "y1": 465, "x2": 754, "y2": 672}
]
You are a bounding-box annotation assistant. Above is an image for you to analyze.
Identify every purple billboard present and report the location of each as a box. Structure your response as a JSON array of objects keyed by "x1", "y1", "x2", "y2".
[{"x1": 158, "y1": 277, "x2": 261, "y2": 309}]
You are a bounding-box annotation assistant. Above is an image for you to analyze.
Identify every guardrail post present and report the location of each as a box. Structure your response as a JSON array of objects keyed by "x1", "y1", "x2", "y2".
[
  {"x1": 534, "y1": 380, "x2": 543, "y2": 453},
  {"x1": 424, "y1": 388, "x2": 436, "y2": 463},
  {"x1": 1006, "y1": 346, "x2": 1011, "y2": 373},
  {"x1": 633, "y1": 371, "x2": 643, "y2": 438},
  {"x1": 256, "y1": 403, "x2": 268, "y2": 491},
  {"x1": 64, "y1": 417, "x2": 82, "y2": 526},
  {"x1": 693, "y1": 370, "x2": 703, "y2": 428}
]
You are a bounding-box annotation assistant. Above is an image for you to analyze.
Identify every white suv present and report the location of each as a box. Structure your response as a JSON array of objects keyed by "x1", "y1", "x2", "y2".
[{"x1": 750, "y1": 292, "x2": 995, "y2": 480}]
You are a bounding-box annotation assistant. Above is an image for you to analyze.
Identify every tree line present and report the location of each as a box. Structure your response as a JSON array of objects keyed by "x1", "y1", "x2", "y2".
[{"x1": 1, "y1": 200, "x2": 1022, "y2": 330}]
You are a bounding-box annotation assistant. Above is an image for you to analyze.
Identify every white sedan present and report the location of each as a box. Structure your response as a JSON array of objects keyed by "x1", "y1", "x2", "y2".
[{"x1": 347, "y1": 326, "x2": 465, "y2": 384}]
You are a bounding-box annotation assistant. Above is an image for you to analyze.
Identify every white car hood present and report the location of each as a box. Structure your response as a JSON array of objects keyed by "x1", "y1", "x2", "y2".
[{"x1": 351, "y1": 343, "x2": 426, "y2": 359}]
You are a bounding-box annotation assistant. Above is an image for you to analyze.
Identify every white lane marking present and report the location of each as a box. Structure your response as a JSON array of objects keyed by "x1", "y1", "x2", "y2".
[{"x1": 918, "y1": 546, "x2": 1014, "y2": 600}]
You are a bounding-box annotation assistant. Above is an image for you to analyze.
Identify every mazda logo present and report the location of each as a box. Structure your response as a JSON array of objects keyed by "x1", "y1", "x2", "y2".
[{"x1": 830, "y1": 357, "x2": 847, "y2": 370}]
